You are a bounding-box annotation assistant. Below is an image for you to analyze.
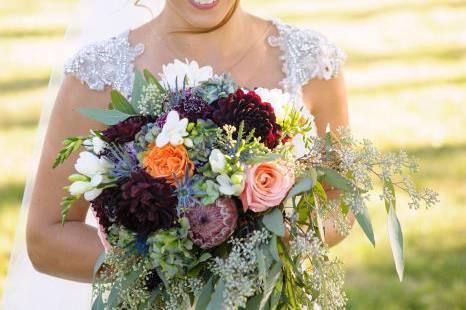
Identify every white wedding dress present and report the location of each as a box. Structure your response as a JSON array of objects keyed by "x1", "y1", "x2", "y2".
[{"x1": 3, "y1": 18, "x2": 345, "y2": 310}]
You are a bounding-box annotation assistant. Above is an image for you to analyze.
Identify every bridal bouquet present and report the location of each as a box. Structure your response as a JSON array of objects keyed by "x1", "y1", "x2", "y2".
[{"x1": 54, "y1": 59, "x2": 438, "y2": 309}]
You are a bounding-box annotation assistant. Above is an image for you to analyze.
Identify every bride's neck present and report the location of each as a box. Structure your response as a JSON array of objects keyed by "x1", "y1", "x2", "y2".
[{"x1": 152, "y1": 5, "x2": 255, "y2": 62}]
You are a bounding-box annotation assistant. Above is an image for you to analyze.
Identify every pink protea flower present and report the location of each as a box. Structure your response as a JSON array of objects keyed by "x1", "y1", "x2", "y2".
[{"x1": 185, "y1": 197, "x2": 238, "y2": 249}]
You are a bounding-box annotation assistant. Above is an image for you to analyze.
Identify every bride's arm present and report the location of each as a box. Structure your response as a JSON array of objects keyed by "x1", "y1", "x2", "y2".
[
  {"x1": 302, "y1": 71, "x2": 355, "y2": 247},
  {"x1": 26, "y1": 76, "x2": 110, "y2": 282}
]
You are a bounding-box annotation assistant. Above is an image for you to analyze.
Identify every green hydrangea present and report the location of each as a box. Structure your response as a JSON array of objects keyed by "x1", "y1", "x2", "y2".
[{"x1": 146, "y1": 218, "x2": 196, "y2": 281}]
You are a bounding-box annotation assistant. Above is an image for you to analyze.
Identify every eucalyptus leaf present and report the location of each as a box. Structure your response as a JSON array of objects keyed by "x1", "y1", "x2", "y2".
[
  {"x1": 262, "y1": 208, "x2": 285, "y2": 237},
  {"x1": 247, "y1": 153, "x2": 283, "y2": 165},
  {"x1": 245, "y1": 293, "x2": 264, "y2": 310},
  {"x1": 93, "y1": 252, "x2": 106, "y2": 279},
  {"x1": 144, "y1": 69, "x2": 165, "y2": 92},
  {"x1": 195, "y1": 277, "x2": 214, "y2": 310},
  {"x1": 91, "y1": 293, "x2": 104, "y2": 310},
  {"x1": 269, "y1": 235, "x2": 280, "y2": 262},
  {"x1": 354, "y1": 203, "x2": 376, "y2": 247},
  {"x1": 110, "y1": 90, "x2": 136, "y2": 114},
  {"x1": 206, "y1": 279, "x2": 225, "y2": 310},
  {"x1": 388, "y1": 206, "x2": 404, "y2": 281},
  {"x1": 269, "y1": 272, "x2": 283, "y2": 310},
  {"x1": 130, "y1": 71, "x2": 147, "y2": 112},
  {"x1": 257, "y1": 248, "x2": 267, "y2": 285},
  {"x1": 319, "y1": 167, "x2": 353, "y2": 191},
  {"x1": 75, "y1": 107, "x2": 131, "y2": 125},
  {"x1": 286, "y1": 176, "x2": 315, "y2": 200},
  {"x1": 260, "y1": 263, "x2": 282, "y2": 310}
]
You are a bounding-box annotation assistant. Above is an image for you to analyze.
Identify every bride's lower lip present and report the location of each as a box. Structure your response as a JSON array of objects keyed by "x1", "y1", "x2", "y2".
[{"x1": 188, "y1": 0, "x2": 219, "y2": 10}]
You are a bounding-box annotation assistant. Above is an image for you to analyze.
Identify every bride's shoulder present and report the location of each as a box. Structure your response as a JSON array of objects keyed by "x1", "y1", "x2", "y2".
[
  {"x1": 64, "y1": 30, "x2": 144, "y2": 98},
  {"x1": 268, "y1": 19, "x2": 346, "y2": 86}
]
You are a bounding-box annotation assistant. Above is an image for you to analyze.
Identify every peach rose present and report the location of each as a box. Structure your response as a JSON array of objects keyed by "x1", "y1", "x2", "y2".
[
  {"x1": 240, "y1": 162, "x2": 294, "y2": 213},
  {"x1": 143, "y1": 143, "x2": 194, "y2": 185}
]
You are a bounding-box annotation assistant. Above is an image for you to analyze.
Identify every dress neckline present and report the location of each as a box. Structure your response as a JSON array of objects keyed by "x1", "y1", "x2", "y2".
[{"x1": 125, "y1": 18, "x2": 291, "y2": 93}]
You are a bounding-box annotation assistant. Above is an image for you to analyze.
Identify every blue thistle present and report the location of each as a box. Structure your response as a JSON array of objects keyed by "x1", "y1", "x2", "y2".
[{"x1": 173, "y1": 165, "x2": 206, "y2": 215}]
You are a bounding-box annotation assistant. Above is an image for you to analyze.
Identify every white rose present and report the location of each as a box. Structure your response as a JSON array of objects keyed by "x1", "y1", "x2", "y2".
[
  {"x1": 209, "y1": 149, "x2": 227, "y2": 173},
  {"x1": 254, "y1": 87, "x2": 291, "y2": 121},
  {"x1": 216, "y1": 174, "x2": 244, "y2": 196},
  {"x1": 291, "y1": 133, "x2": 309, "y2": 159},
  {"x1": 155, "y1": 111, "x2": 189, "y2": 147},
  {"x1": 74, "y1": 152, "x2": 112, "y2": 177},
  {"x1": 160, "y1": 59, "x2": 213, "y2": 89}
]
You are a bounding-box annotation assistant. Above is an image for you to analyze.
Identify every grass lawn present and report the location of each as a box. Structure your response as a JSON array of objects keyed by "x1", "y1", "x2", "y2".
[{"x1": 1, "y1": 0, "x2": 465, "y2": 308}]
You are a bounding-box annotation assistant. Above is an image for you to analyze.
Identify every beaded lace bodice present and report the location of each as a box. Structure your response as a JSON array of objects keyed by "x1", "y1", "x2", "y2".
[{"x1": 64, "y1": 19, "x2": 346, "y2": 109}]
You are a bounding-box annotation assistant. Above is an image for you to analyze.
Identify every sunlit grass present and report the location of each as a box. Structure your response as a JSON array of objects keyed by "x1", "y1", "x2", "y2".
[{"x1": 1, "y1": 0, "x2": 465, "y2": 307}]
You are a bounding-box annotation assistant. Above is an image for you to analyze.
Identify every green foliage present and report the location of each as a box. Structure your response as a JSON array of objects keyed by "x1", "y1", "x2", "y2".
[
  {"x1": 387, "y1": 206, "x2": 404, "y2": 281},
  {"x1": 110, "y1": 90, "x2": 136, "y2": 115},
  {"x1": 262, "y1": 208, "x2": 285, "y2": 237},
  {"x1": 354, "y1": 203, "x2": 376, "y2": 247},
  {"x1": 131, "y1": 70, "x2": 166, "y2": 116},
  {"x1": 59, "y1": 194, "x2": 80, "y2": 224},
  {"x1": 52, "y1": 135, "x2": 88, "y2": 168},
  {"x1": 75, "y1": 107, "x2": 132, "y2": 125}
]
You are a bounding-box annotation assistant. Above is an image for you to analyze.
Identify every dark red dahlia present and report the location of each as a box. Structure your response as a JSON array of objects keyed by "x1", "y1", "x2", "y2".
[
  {"x1": 102, "y1": 115, "x2": 157, "y2": 144},
  {"x1": 211, "y1": 89, "x2": 282, "y2": 149},
  {"x1": 185, "y1": 197, "x2": 238, "y2": 249},
  {"x1": 116, "y1": 168, "x2": 178, "y2": 235},
  {"x1": 91, "y1": 185, "x2": 121, "y2": 233}
]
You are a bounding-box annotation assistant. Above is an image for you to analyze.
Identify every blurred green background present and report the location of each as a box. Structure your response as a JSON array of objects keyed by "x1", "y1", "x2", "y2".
[{"x1": 1, "y1": 0, "x2": 465, "y2": 308}]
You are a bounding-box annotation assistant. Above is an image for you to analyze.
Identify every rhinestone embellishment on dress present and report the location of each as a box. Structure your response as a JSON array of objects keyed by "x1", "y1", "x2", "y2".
[
  {"x1": 268, "y1": 19, "x2": 346, "y2": 91},
  {"x1": 64, "y1": 31, "x2": 144, "y2": 99}
]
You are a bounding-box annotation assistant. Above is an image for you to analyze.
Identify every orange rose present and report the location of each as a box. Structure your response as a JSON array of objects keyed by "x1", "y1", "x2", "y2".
[{"x1": 143, "y1": 143, "x2": 194, "y2": 185}]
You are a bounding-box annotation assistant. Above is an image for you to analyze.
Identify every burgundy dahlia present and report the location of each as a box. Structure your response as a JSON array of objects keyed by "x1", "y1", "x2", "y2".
[
  {"x1": 116, "y1": 168, "x2": 178, "y2": 235},
  {"x1": 102, "y1": 115, "x2": 156, "y2": 144},
  {"x1": 91, "y1": 185, "x2": 121, "y2": 233},
  {"x1": 185, "y1": 197, "x2": 238, "y2": 249},
  {"x1": 211, "y1": 89, "x2": 282, "y2": 149}
]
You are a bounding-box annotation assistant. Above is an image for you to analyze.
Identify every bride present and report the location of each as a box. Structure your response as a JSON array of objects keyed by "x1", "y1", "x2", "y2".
[{"x1": 6, "y1": 0, "x2": 350, "y2": 308}]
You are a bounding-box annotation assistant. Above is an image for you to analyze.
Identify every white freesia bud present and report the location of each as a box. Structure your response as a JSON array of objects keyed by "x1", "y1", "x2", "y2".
[
  {"x1": 160, "y1": 59, "x2": 213, "y2": 89},
  {"x1": 184, "y1": 137, "x2": 194, "y2": 148},
  {"x1": 216, "y1": 174, "x2": 244, "y2": 196},
  {"x1": 254, "y1": 88, "x2": 291, "y2": 121},
  {"x1": 69, "y1": 181, "x2": 93, "y2": 196},
  {"x1": 292, "y1": 133, "x2": 309, "y2": 159},
  {"x1": 156, "y1": 111, "x2": 189, "y2": 147},
  {"x1": 209, "y1": 149, "x2": 227, "y2": 173},
  {"x1": 230, "y1": 173, "x2": 244, "y2": 185},
  {"x1": 74, "y1": 152, "x2": 112, "y2": 177}
]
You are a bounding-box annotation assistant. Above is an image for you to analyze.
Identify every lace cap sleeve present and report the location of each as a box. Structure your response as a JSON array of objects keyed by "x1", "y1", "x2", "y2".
[
  {"x1": 268, "y1": 19, "x2": 347, "y2": 90},
  {"x1": 64, "y1": 31, "x2": 144, "y2": 98}
]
